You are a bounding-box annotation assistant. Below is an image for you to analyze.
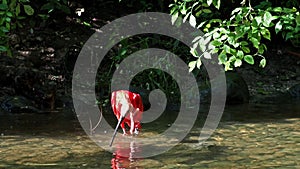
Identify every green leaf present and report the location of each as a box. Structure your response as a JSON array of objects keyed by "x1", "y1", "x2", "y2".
[
  {"x1": 263, "y1": 11, "x2": 273, "y2": 27},
  {"x1": 250, "y1": 37, "x2": 259, "y2": 49},
  {"x1": 207, "y1": 0, "x2": 213, "y2": 6},
  {"x1": 258, "y1": 45, "x2": 265, "y2": 54},
  {"x1": 261, "y1": 28, "x2": 271, "y2": 40},
  {"x1": 171, "y1": 12, "x2": 178, "y2": 25},
  {"x1": 17, "y1": 16, "x2": 26, "y2": 19},
  {"x1": 0, "y1": 45, "x2": 8, "y2": 51},
  {"x1": 0, "y1": 26, "x2": 9, "y2": 32},
  {"x1": 196, "y1": 58, "x2": 202, "y2": 69},
  {"x1": 231, "y1": 7, "x2": 241, "y2": 15},
  {"x1": 83, "y1": 21, "x2": 91, "y2": 27},
  {"x1": 213, "y1": 0, "x2": 221, "y2": 9},
  {"x1": 237, "y1": 50, "x2": 244, "y2": 58},
  {"x1": 254, "y1": 16, "x2": 262, "y2": 26},
  {"x1": 234, "y1": 59, "x2": 242, "y2": 67},
  {"x1": 225, "y1": 61, "x2": 232, "y2": 71},
  {"x1": 189, "y1": 14, "x2": 196, "y2": 27},
  {"x1": 170, "y1": 6, "x2": 176, "y2": 15},
  {"x1": 199, "y1": 44, "x2": 206, "y2": 52},
  {"x1": 9, "y1": 0, "x2": 17, "y2": 10},
  {"x1": 233, "y1": 42, "x2": 239, "y2": 48},
  {"x1": 203, "y1": 52, "x2": 211, "y2": 59},
  {"x1": 16, "y1": 4, "x2": 20, "y2": 16},
  {"x1": 273, "y1": 7, "x2": 282, "y2": 12},
  {"x1": 241, "y1": 46, "x2": 250, "y2": 53},
  {"x1": 220, "y1": 35, "x2": 227, "y2": 41},
  {"x1": 210, "y1": 40, "x2": 222, "y2": 47},
  {"x1": 24, "y1": 5, "x2": 34, "y2": 15},
  {"x1": 218, "y1": 53, "x2": 227, "y2": 64},
  {"x1": 180, "y1": 5, "x2": 187, "y2": 15},
  {"x1": 188, "y1": 60, "x2": 197, "y2": 72},
  {"x1": 5, "y1": 17, "x2": 11, "y2": 22},
  {"x1": 202, "y1": 9, "x2": 212, "y2": 13},
  {"x1": 235, "y1": 14, "x2": 243, "y2": 22},
  {"x1": 195, "y1": 10, "x2": 202, "y2": 17},
  {"x1": 275, "y1": 21, "x2": 283, "y2": 34},
  {"x1": 259, "y1": 58, "x2": 266, "y2": 68},
  {"x1": 183, "y1": 12, "x2": 190, "y2": 23},
  {"x1": 227, "y1": 35, "x2": 235, "y2": 46},
  {"x1": 174, "y1": 15, "x2": 183, "y2": 27},
  {"x1": 285, "y1": 32, "x2": 294, "y2": 41},
  {"x1": 230, "y1": 48, "x2": 237, "y2": 55},
  {"x1": 191, "y1": 1, "x2": 199, "y2": 7},
  {"x1": 192, "y1": 36, "x2": 202, "y2": 43},
  {"x1": 272, "y1": 15, "x2": 279, "y2": 20},
  {"x1": 0, "y1": 4, "x2": 8, "y2": 10},
  {"x1": 244, "y1": 55, "x2": 254, "y2": 65},
  {"x1": 240, "y1": 41, "x2": 248, "y2": 46},
  {"x1": 6, "y1": 12, "x2": 12, "y2": 17},
  {"x1": 190, "y1": 48, "x2": 199, "y2": 57},
  {"x1": 197, "y1": 21, "x2": 207, "y2": 28},
  {"x1": 223, "y1": 44, "x2": 231, "y2": 53},
  {"x1": 296, "y1": 15, "x2": 300, "y2": 25},
  {"x1": 252, "y1": 28, "x2": 259, "y2": 34},
  {"x1": 5, "y1": 22, "x2": 10, "y2": 30},
  {"x1": 213, "y1": 32, "x2": 220, "y2": 39},
  {"x1": 120, "y1": 48, "x2": 127, "y2": 56}
]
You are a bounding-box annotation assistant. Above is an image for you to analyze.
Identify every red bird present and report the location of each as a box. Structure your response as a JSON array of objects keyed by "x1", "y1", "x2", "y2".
[{"x1": 110, "y1": 90, "x2": 144, "y2": 146}]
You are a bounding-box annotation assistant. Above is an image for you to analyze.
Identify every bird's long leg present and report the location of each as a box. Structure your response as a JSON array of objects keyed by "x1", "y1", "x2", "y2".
[
  {"x1": 129, "y1": 108, "x2": 139, "y2": 134},
  {"x1": 130, "y1": 110, "x2": 134, "y2": 135}
]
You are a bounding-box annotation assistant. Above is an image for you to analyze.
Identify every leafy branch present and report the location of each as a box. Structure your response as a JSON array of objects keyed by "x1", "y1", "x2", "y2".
[{"x1": 170, "y1": 0, "x2": 300, "y2": 71}]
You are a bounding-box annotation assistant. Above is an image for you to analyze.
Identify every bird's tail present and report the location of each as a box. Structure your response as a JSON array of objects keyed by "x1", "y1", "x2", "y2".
[{"x1": 109, "y1": 116, "x2": 124, "y2": 147}]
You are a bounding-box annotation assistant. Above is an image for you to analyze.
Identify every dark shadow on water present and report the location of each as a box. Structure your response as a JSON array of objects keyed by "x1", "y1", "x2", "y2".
[
  {"x1": 221, "y1": 100, "x2": 300, "y2": 123},
  {"x1": 0, "y1": 110, "x2": 81, "y2": 136}
]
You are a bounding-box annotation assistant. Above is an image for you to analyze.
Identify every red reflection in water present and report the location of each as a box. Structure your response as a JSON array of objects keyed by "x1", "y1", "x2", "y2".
[{"x1": 111, "y1": 141, "x2": 142, "y2": 169}]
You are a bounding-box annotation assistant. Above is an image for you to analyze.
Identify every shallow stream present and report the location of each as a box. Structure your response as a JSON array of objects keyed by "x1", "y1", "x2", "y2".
[{"x1": 0, "y1": 102, "x2": 299, "y2": 168}]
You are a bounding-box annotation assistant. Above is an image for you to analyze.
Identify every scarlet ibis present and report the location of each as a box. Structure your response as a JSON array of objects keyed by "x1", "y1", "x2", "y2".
[{"x1": 110, "y1": 90, "x2": 144, "y2": 146}]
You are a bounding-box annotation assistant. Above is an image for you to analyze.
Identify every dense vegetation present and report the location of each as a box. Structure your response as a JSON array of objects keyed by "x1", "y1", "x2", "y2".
[
  {"x1": 0, "y1": 0, "x2": 299, "y2": 112},
  {"x1": 170, "y1": 0, "x2": 300, "y2": 71},
  {"x1": 1, "y1": 0, "x2": 299, "y2": 71}
]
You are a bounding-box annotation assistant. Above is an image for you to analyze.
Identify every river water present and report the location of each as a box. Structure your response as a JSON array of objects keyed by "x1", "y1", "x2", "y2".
[{"x1": 0, "y1": 102, "x2": 299, "y2": 168}]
